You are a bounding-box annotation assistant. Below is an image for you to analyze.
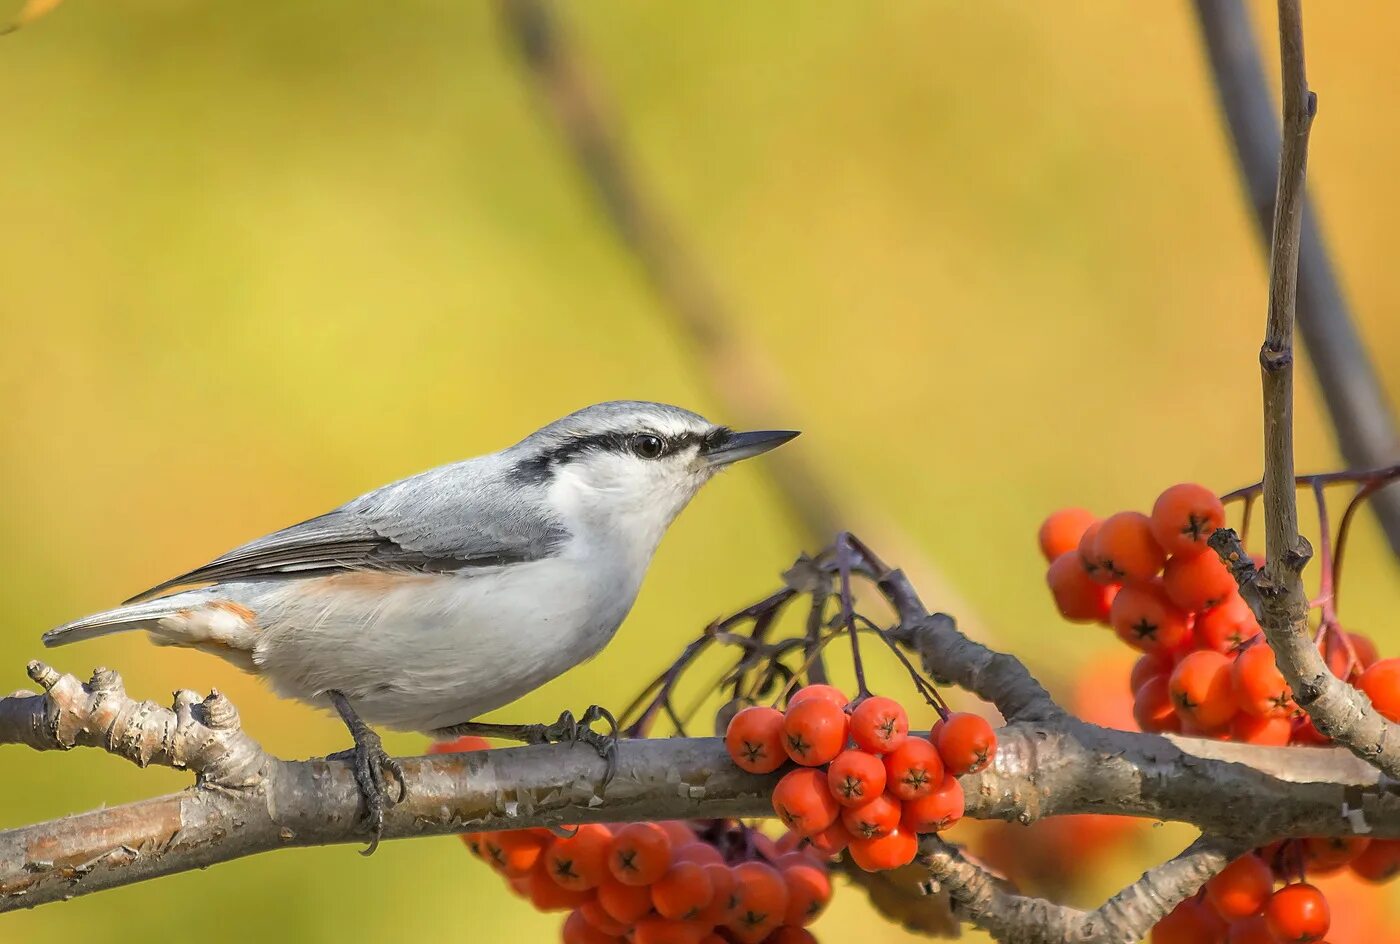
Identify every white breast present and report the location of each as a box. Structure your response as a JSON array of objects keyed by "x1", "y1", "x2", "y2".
[{"x1": 245, "y1": 543, "x2": 643, "y2": 731}]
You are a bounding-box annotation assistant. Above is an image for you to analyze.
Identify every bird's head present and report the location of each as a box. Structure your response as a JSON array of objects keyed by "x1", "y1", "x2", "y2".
[{"x1": 514, "y1": 401, "x2": 798, "y2": 555}]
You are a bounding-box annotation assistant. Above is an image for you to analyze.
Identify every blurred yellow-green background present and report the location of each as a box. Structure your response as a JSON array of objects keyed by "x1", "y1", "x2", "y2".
[{"x1": 3, "y1": 1, "x2": 1399, "y2": 940}]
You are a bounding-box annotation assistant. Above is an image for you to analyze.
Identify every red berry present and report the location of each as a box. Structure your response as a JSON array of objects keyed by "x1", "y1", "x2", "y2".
[
  {"x1": 787, "y1": 684, "x2": 848, "y2": 710},
  {"x1": 1047, "y1": 551, "x2": 1116, "y2": 622},
  {"x1": 1094, "y1": 511, "x2": 1166, "y2": 584},
  {"x1": 901, "y1": 773, "x2": 964, "y2": 833},
  {"x1": 840, "y1": 792, "x2": 903, "y2": 840},
  {"x1": 1163, "y1": 551, "x2": 1236, "y2": 612},
  {"x1": 827, "y1": 749, "x2": 887, "y2": 807},
  {"x1": 1197, "y1": 594, "x2": 1262, "y2": 652},
  {"x1": 608, "y1": 822, "x2": 673, "y2": 886},
  {"x1": 850, "y1": 696, "x2": 909, "y2": 754},
  {"x1": 428, "y1": 734, "x2": 491, "y2": 754},
  {"x1": 480, "y1": 829, "x2": 550, "y2": 877},
  {"x1": 1230, "y1": 711, "x2": 1291, "y2": 745},
  {"x1": 1204, "y1": 853, "x2": 1273, "y2": 919},
  {"x1": 651, "y1": 861, "x2": 714, "y2": 920},
  {"x1": 847, "y1": 827, "x2": 918, "y2": 872},
  {"x1": 1133, "y1": 675, "x2": 1180, "y2": 733},
  {"x1": 597, "y1": 873, "x2": 653, "y2": 924},
  {"x1": 884, "y1": 738, "x2": 946, "y2": 801},
  {"x1": 725, "y1": 706, "x2": 788, "y2": 774},
  {"x1": 1170, "y1": 650, "x2": 1237, "y2": 731},
  {"x1": 1039, "y1": 508, "x2": 1098, "y2": 562},
  {"x1": 805, "y1": 820, "x2": 851, "y2": 858},
  {"x1": 1232, "y1": 643, "x2": 1295, "y2": 718},
  {"x1": 1357, "y1": 658, "x2": 1400, "y2": 723},
  {"x1": 780, "y1": 862, "x2": 832, "y2": 927},
  {"x1": 1131, "y1": 650, "x2": 1176, "y2": 693},
  {"x1": 1151, "y1": 898, "x2": 1227, "y2": 944},
  {"x1": 1110, "y1": 582, "x2": 1192, "y2": 653},
  {"x1": 772, "y1": 768, "x2": 840, "y2": 836},
  {"x1": 729, "y1": 861, "x2": 789, "y2": 941},
  {"x1": 934, "y1": 712, "x2": 998, "y2": 775},
  {"x1": 1227, "y1": 914, "x2": 1280, "y2": 944},
  {"x1": 545, "y1": 824, "x2": 613, "y2": 891},
  {"x1": 1302, "y1": 835, "x2": 1369, "y2": 873},
  {"x1": 1077, "y1": 520, "x2": 1110, "y2": 583},
  {"x1": 1151, "y1": 483, "x2": 1225, "y2": 557},
  {"x1": 1350, "y1": 838, "x2": 1400, "y2": 883},
  {"x1": 562, "y1": 908, "x2": 625, "y2": 944},
  {"x1": 1264, "y1": 883, "x2": 1329, "y2": 943},
  {"x1": 781, "y1": 698, "x2": 849, "y2": 766}
]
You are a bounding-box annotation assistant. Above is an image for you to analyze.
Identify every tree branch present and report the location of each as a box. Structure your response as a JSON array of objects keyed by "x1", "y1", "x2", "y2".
[
  {"x1": 1197, "y1": 0, "x2": 1400, "y2": 784},
  {"x1": 922, "y1": 833, "x2": 1250, "y2": 944},
  {"x1": 1193, "y1": 0, "x2": 1400, "y2": 555}
]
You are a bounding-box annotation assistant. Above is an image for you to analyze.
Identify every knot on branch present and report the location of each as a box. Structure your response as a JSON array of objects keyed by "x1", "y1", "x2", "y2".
[
  {"x1": 4, "y1": 662, "x2": 273, "y2": 790},
  {"x1": 1259, "y1": 345, "x2": 1294, "y2": 371}
]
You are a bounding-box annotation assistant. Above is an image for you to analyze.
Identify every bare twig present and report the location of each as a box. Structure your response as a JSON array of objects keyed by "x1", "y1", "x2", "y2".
[
  {"x1": 922, "y1": 833, "x2": 1250, "y2": 944},
  {"x1": 1193, "y1": 0, "x2": 1400, "y2": 554},
  {"x1": 1200, "y1": 1, "x2": 1400, "y2": 783}
]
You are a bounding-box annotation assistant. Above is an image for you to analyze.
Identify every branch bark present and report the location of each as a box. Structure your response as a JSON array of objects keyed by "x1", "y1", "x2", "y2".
[
  {"x1": 922, "y1": 834, "x2": 1250, "y2": 944},
  {"x1": 1193, "y1": 0, "x2": 1400, "y2": 555},
  {"x1": 6, "y1": 607, "x2": 1400, "y2": 913}
]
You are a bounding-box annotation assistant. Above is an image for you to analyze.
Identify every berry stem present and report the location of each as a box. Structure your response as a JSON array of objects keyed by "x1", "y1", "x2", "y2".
[{"x1": 835, "y1": 533, "x2": 872, "y2": 698}]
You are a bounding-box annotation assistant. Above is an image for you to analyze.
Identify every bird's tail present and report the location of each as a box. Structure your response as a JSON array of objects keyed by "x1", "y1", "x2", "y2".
[{"x1": 42, "y1": 595, "x2": 205, "y2": 648}]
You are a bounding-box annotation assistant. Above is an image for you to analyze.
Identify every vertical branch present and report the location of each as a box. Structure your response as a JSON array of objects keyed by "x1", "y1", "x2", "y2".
[
  {"x1": 1210, "y1": 0, "x2": 1400, "y2": 781},
  {"x1": 1193, "y1": 0, "x2": 1400, "y2": 556}
]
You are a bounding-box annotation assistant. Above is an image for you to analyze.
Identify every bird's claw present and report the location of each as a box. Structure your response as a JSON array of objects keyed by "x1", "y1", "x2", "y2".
[
  {"x1": 536, "y1": 705, "x2": 619, "y2": 788},
  {"x1": 327, "y1": 692, "x2": 407, "y2": 856}
]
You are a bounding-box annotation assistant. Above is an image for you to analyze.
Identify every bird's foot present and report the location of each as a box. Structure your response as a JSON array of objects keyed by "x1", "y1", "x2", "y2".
[
  {"x1": 439, "y1": 705, "x2": 619, "y2": 788},
  {"x1": 326, "y1": 690, "x2": 407, "y2": 856}
]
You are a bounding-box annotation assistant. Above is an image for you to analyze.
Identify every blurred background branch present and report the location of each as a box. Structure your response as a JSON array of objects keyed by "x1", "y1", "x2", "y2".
[{"x1": 1193, "y1": 0, "x2": 1400, "y2": 556}]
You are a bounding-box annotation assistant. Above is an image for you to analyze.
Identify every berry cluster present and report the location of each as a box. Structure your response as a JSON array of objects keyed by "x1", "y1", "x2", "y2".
[
  {"x1": 723, "y1": 685, "x2": 997, "y2": 872},
  {"x1": 431, "y1": 737, "x2": 832, "y2": 944},
  {"x1": 1039, "y1": 482, "x2": 1400, "y2": 942}
]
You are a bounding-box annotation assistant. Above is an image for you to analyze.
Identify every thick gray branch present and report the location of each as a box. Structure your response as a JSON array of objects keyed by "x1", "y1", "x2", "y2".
[
  {"x1": 1193, "y1": 0, "x2": 1400, "y2": 553},
  {"x1": 922, "y1": 834, "x2": 1249, "y2": 944}
]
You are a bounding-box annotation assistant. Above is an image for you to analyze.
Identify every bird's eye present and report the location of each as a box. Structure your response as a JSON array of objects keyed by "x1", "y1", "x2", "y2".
[{"x1": 629, "y1": 433, "x2": 666, "y2": 459}]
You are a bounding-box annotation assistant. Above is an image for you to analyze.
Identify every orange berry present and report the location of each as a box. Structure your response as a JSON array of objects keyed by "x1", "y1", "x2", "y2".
[
  {"x1": 827, "y1": 749, "x2": 887, "y2": 807},
  {"x1": 1110, "y1": 581, "x2": 1191, "y2": 653},
  {"x1": 527, "y1": 860, "x2": 592, "y2": 911},
  {"x1": 1349, "y1": 632, "x2": 1380, "y2": 670},
  {"x1": 1151, "y1": 898, "x2": 1227, "y2": 944},
  {"x1": 901, "y1": 772, "x2": 964, "y2": 833},
  {"x1": 1232, "y1": 643, "x2": 1295, "y2": 718},
  {"x1": 1302, "y1": 835, "x2": 1369, "y2": 874},
  {"x1": 1039, "y1": 507, "x2": 1098, "y2": 562},
  {"x1": 847, "y1": 827, "x2": 918, "y2": 871},
  {"x1": 787, "y1": 684, "x2": 848, "y2": 710},
  {"x1": 1350, "y1": 838, "x2": 1400, "y2": 883},
  {"x1": 934, "y1": 712, "x2": 998, "y2": 775},
  {"x1": 651, "y1": 860, "x2": 714, "y2": 920},
  {"x1": 768, "y1": 929, "x2": 818, "y2": 944},
  {"x1": 563, "y1": 908, "x2": 625, "y2": 944},
  {"x1": 608, "y1": 822, "x2": 673, "y2": 886},
  {"x1": 597, "y1": 873, "x2": 653, "y2": 924},
  {"x1": 884, "y1": 737, "x2": 946, "y2": 801},
  {"x1": 428, "y1": 734, "x2": 491, "y2": 754},
  {"x1": 1077, "y1": 520, "x2": 1110, "y2": 583},
  {"x1": 1230, "y1": 711, "x2": 1291, "y2": 745},
  {"x1": 805, "y1": 820, "x2": 851, "y2": 858},
  {"x1": 673, "y1": 842, "x2": 724, "y2": 867},
  {"x1": 1133, "y1": 675, "x2": 1180, "y2": 733},
  {"x1": 694, "y1": 861, "x2": 737, "y2": 925},
  {"x1": 1264, "y1": 883, "x2": 1329, "y2": 943},
  {"x1": 1131, "y1": 650, "x2": 1176, "y2": 693},
  {"x1": 657, "y1": 821, "x2": 697, "y2": 847},
  {"x1": 1163, "y1": 551, "x2": 1236, "y2": 612},
  {"x1": 1205, "y1": 853, "x2": 1273, "y2": 919},
  {"x1": 781, "y1": 862, "x2": 832, "y2": 926},
  {"x1": 1047, "y1": 551, "x2": 1116, "y2": 623},
  {"x1": 1228, "y1": 914, "x2": 1281, "y2": 944},
  {"x1": 1094, "y1": 511, "x2": 1166, "y2": 584},
  {"x1": 850, "y1": 696, "x2": 909, "y2": 754},
  {"x1": 1169, "y1": 650, "x2": 1236, "y2": 731},
  {"x1": 841, "y1": 792, "x2": 902, "y2": 840},
  {"x1": 545, "y1": 824, "x2": 613, "y2": 891},
  {"x1": 728, "y1": 861, "x2": 789, "y2": 941},
  {"x1": 724, "y1": 705, "x2": 787, "y2": 774},
  {"x1": 1150, "y1": 483, "x2": 1225, "y2": 557},
  {"x1": 578, "y1": 897, "x2": 629, "y2": 937},
  {"x1": 772, "y1": 767, "x2": 840, "y2": 836},
  {"x1": 781, "y1": 698, "x2": 848, "y2": 766},
  {"x1": 1197, "y1": 593, "x2": 1262, "y2": 652},
  {"x1": 632, "y1": 917, "x2": 707, "y2": 944},
  {"x1": 1357, "y1": 658, "x2": 1400, "y2": 722},
  {"x1": 480, "y1": 829, "x2": 550, "y2": 877}
]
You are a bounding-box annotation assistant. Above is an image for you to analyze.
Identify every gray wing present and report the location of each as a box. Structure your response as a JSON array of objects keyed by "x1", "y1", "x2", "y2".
[{"x1": 125, "y1": 458, "x2": 567, "y2": 602}]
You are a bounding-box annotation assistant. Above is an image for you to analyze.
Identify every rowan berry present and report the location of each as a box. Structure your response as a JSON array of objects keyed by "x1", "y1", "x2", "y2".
[
  {"x1": 651, "y1": 860, "x2": 714, "y2": 920},
  {"x1": 545, "y1": 824, "x2": 613, "y2": 891},
  {"x1": 1151, "y1": 898, "x2": 1227, "y2": 944},
  {"x1": 1302, "y1": 835, "x2": 1369, "y2": 873},
  {"x1": 827, "y1": 749, "x2": 887, "y2": 807},
  {"x1": 934, "y1": 712, "x2": 998, "y2": 775},
  {"x1": 841, "y1": 792, "x2": 902, "y2": 840},
  {"x1": 1204, "y1": 853, "x2": 1273, "y2": 919},
  {"x1": 850, "y1": 696, "x2": 909, "y2": 754},
  {"x1": 787, "y1": 684, "x2": 848, "y2": 710},
  {"x1": 1350, "y1": 838, "x2": 1400, "y2": 883},
  {"x1": 1357, "y1": 658, "x2": 1400, "y2": 722},
  {"x1": 847, "y1": 827, "x2": 918, "y2": 871},
  {"x1": 1133, "y1": 675, "x2": 1180, "y2": 733},
  {"x1": 608, "y1": 822, "x2": 673, "y2": 886},
  {"x1": 883, "y1": 737, "x2": 945, "y2": 801},
  {"x1": 780, "y1": 862, "x2": 832, "y2": 926},
  {"x1": 724, "y1": 705, "x2": 787, "y2": 774},
  {"x1": 562, "y1": 908, "x2": 625, "y2": 944},
  {"x1": 728, "y1": 861, "x2": 789, "y2": 942},
  {"x1": 1094, "y1": 511, "x2": 1166, "y2": 584},
  {"x1": 900, "y1": 772, "x2": 964, "y2": 833},
  {"x1": 1047, "y1": 551, "x2": 1117, "y2": 622},
  {"x1": 1150, "y1": 483, "x2": 1225, "y2": 557},
  {"x1": 1039, "y1": 507, "x2": 1098, "y2": 562},
  {"x1": 1110, "y1": 582, "x2": 1192, "y2": 653},
  {"x1": 772, "y1": 767, "x2": 840, "y2": 836},
  {"x1": 1197, "y1": 594, "x2": 1262, "y2": 652},
  {"x1": 781, "y1": 698, "x2": 848, "y2": 766},
  {"x1": 596, "y1": 873, "x2": 653, "y2": 924},
  {"x1": 1163, "y1": 550, "x2": 1236, "y2": 612},
  {"x1": 1232, "y1": 642, "x2": 1295, "y2": 718},
  {"x1": 1229, "y1": 711, "x2": 1291, "y2": 745},
  {"x1": 1264, "y1": 883, "x2": 1329, "y2": 943},
  {"x1": 1169, "y1": 650, "x2": 1237, "y2": 731}
]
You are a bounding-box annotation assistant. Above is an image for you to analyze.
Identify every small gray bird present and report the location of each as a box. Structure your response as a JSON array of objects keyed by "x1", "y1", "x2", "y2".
[{"x1": 43, "y1": 401, "x2": 797, "y2": 845}]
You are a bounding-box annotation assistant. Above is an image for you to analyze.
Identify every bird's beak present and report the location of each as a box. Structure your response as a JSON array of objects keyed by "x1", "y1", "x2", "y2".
[{"x1": 702, "y1": 429, "x2": 801, "y2": 467}]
